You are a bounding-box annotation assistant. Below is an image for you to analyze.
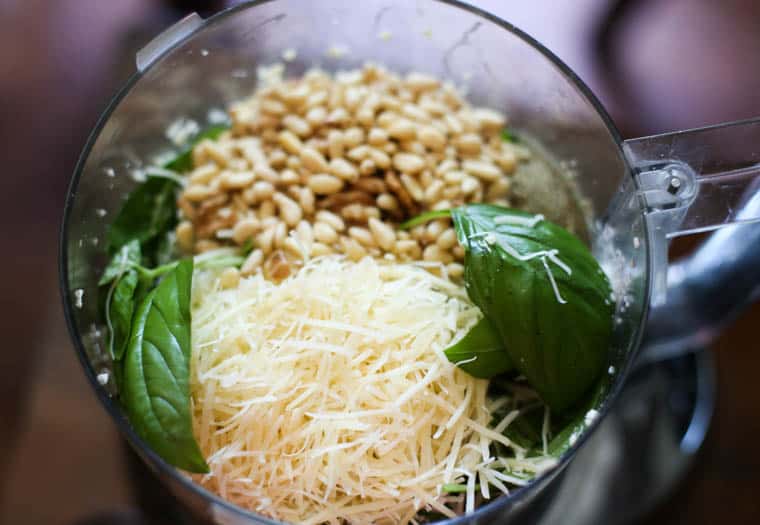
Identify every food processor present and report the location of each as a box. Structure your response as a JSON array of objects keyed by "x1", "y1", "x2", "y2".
[{"x1": 60, "y1": 1, "x2": 760, "y2": 523}]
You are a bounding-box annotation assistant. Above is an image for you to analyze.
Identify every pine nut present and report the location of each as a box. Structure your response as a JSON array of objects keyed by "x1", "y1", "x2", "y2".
[
  {"x1": 437, "y1": 228, "x2": 458, "y2": 250},
  {"x1": 253, "y1": 164, "x2": 279, "y2": 184},
  {"x1": 367, "y1": 148, "x2": 391, "y2": 169},
  {"x1": 453, "y1": 244, "x2": 465, "y2": 259},
  {"x1": 418, "y1": 126, "x2": 446, "y2": 151},
  {"x1": 443, "y1": 169, "x2": 465, "y2": 183},
  {"x1": 314, "y1": 221, "x2": 339, "y2": 244},
  {"x1": 376, "y1": 193, "x2": 399, "y2": 211},
  {"x1": 444, "y1": 114, "x2": 463, "y2": 135},
  {"x1": 184, "y1": 184, "x2": 213, "y2": 202},
  {"x1": 220, "y1": 267, "x2": 241, "y2": 288},
  {"x1": 259, "y1": 200, "x2": 276, "y2": 219},
  {"x1": 402, "y1": 103, "x2": 430, "y2": 123},
  {"x1": 368, "y1": 128, "x2": 388, "y2": 146},
  {"x1": 311, "y1": 242, "x2": 333, "y2": 257},
  {"x1": 356, "y1": 106, "x2": 375, "y2": 127},
  {"x1": 257, "y1": 227, "x2": 275, "y2": 253},
  {"x1": 423, "y1": 244, "x2": 453, "y2": 263},
  {"x1": 195, "y1": 239, "x2": 221, "y2": 253},
  {"x1": 329, "y1": 158, "x2": 359, "y2": 182},
  {"x1": 343, "y1": 127, "x2": 365, "y2": 148},
  {"x1": 387, "y1": 120, "x2": 417, "y2": 141},
  {"x1": 487, "y1": 178, "x2": 512, "y2": 201},
  {"x1": 273, "y1": 221, "x2": 287, "y2": 248},
  {"x1": 308, "y1": 174, "x2": 344, "y2": 195},
  {"x1": 251, "y1": 181, "x2": 275, "y2": 202},
  {"x1": 393, "y1": 153, "x2": 425, "y2": 174},
  {"x1": 261, "y1": 98, "x2": 287, "y2": 116},
  {"x1": 232, "y1": 218, "x2": 260, "y2": 245},
  {"x1": 424, "y1": 179, "x2": 444, "y2": 202},
  {"x1": 305, "y1": 106, "x2": 327, "y2": 127},
  {"x1": 360, "y1": 158, "x2": 376, "y2": 176},
  {"x1": 327, "y1": 130, "x2": 344, "y2": 158},
  {"x1": 455, "y1": 134, "x2": 482, "y2": 155},
  {"x1": 273, "y1": 193, "x2": 302, "y2": 226},
  {"x1": 300, "y1": 146, "x2": 329, "y2": 173},
  {"x1": 349, "y1": 226, "x2": 375, "y2": 247},
  {"x1": 316, "y1": 210, "x2": 346, "y2": 232},
  {"x1": 176, "y1": 221, "x2": 194, "y2": 252},
  {"x1": 368, "y1": 217, "x2": 396, "y2": 251},
  {"x1": 463, "y1": 160, "x2": 501, "y2": 181},
  {"x1": 280, "y1": 169, "x2": 300, "y2": 186},
  {"x1": 400, "y1": 173, "x2": 424, "y2": 202},
  {"x1": 472, "y1": 108, "x2": 506, "y2": 132},
  {"x1": 326, "y1": 107, "x2": 350, "y2": 125},
  {"x1": 341, "y1": 237, "x2": 367, "y2": 261},
  {"x1": 189, "y1": 163, "x2": 219, "y2": 185},
  {"x1": 495, "y1": 148, "x2": 517, "y2": 173},
  {"x1": 405, "y1": 72, "x2": 439, "y2": 92},
  {"x1": 299, "y1": 186, "x2": 316, "y2": 215},
  {"x1": 462, "y1": 176, "x2": 481, "y2": 195},
  {"x1": 220, "y1": 170, "x2": 255, "y2": 190},
  {"x1": 239, "y1": 249, "x2": 263, "y2": 276},
  {"x1": 446, "y1": 262, "x2": 464, "y2": 279},
  {"x1": 278, "y1": 130, "x2": 302, "y2": 155}
]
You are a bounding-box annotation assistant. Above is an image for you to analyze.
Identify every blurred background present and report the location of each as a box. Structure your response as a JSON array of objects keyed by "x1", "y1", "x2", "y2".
[{"x1": 1, "y1": 0, "x2": 759, "y2": 523}]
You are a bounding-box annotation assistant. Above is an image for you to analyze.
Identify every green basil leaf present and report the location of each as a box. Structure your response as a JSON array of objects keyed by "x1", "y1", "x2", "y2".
[
  {"x1": 109, "y1": 270, "x2": 139, "y2": 360},
  {"x1": 122, "y1": 258, "x2": 208, "y2": 473},
  {"x1": 451, "y1": 204, "x2": 613, "y2": 413},
  {"x1": 547, "y1": 379, "x2": 607, "y2": 456},
  {"x1": 163, "y1": 124, "x2": 230, "y2": 173},
  {"x1": 501, "y1": 129, "x2": 519, "y2": 143},
  {"x1": 398, "y1": 209, "x2": 451, "y2": 230},
  {"x1": 142, "y1": 229, "x2": 178, "y2": 268},
  {"x1": 99, "y1": 240, "x2": 142, "y2": 286},
  {"x1": 444, "y1": 317, "x2": 513, "y2": 378},
  {"x1": 107, "y1": 177, "x2": 178, "y2": 254}
]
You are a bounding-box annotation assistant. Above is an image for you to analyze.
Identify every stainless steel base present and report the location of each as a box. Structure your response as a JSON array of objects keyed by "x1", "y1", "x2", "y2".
[{"x1": 541, "y1": 348, "x2": 715, "y2": 525}]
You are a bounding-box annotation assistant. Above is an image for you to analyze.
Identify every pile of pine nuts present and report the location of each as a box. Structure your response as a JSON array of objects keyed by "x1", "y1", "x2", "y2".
[{"x1": 175, "y1": 63, "x2": 530, "y2": 283}]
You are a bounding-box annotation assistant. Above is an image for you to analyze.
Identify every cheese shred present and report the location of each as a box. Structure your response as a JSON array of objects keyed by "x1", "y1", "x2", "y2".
[{"x1": 190, "y1": 256, "x2": 551, "y2": 524}]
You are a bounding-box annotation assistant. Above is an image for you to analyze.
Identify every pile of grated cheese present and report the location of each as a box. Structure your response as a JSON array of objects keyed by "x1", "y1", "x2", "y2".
[{"x1": 190, "y1": 256, "x2": 550, "y2": 524}]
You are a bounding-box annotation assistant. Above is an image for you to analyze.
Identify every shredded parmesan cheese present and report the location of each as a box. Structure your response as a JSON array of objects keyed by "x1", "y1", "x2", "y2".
[{"x1": 189, "y1": 256, "x2": 550, "y2": 523}]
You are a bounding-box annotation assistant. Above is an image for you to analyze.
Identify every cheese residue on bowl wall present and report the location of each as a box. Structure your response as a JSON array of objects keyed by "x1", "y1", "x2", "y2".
[{"x1": 190, "y1": 256, "x2": 540, "y2": 524}]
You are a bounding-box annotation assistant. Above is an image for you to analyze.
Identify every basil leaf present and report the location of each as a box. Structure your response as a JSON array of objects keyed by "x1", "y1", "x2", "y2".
[
  {"x1": 109, "y1": 270, "x2": 139, "y2": 360},
  {"x1": 163, "y1": 124, "x2": 230, "y2": 173},
  {"x1": 99, "y1": 240, "x2": 141, "y2": 286},
  {"x1": 399, "y1": 209, "x2": 451, "y2": 230},
  {"x1": 122, "y1": 258, "x2": 208, "y2": 473},
  {"x1": 547, "y1": 379, "x2": 607, "y2": 456},
  {"x1": 451, "y1": 204, "x2": 613, "y2": 413},
  {"x1": 444, "y1": 318, "x2": 513, "y2": 378},
  {"x1": 501, "y1": 129, "x2": 519, "y2": 143},
  {"x1": 107, "y1": 177, "x2": 178, "y2": 254}
]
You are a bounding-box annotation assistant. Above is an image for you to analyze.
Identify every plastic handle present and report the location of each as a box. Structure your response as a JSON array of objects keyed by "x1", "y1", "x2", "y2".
[
  {"x1": 622, "y1": 117, "x2": 760, "y2": 361},
  {"x1": 136, "y1": 12, "x2": 204, "y2": 73}
]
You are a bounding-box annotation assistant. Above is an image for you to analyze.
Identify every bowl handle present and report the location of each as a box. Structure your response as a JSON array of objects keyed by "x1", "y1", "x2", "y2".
[{"x1": 622, "y1": 117, "x2": 760, "y2": 363}]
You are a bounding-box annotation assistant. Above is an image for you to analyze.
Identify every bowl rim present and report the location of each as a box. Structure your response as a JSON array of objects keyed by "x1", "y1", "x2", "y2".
[{"x1": 59, "y1": 0, "x2": 647, "y2": 523}]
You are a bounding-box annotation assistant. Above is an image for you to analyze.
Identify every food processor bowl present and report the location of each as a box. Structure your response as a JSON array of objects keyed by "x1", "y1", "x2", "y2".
[{"x1": 60, "y1": 1, "x2": 760, "y2": 524}]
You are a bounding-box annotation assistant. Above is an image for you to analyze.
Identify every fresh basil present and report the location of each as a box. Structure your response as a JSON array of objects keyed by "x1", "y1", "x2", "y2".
[
  {"x1": 99, "y1": 240, "x2": 142, "y2": 286},
  {"x1": 107, "y1": 177, "x2": 178, "y2": 255},
  {"x1": 106, "y1": 123, "x2": 230, "y2": 256},
  {"x1": 163, "y1": 124, "x2": 230, "y2": 173},
  {"x1": 444, "y1": 317, "x2": 513, "y2": 378},
  {"x1": 450, "y1": 204, "x2": 613, "y2": 413},
  {"x1": 109, "y1": 270, "x2": 139, "y2": 360},
  {"x1": 121, "y1": 258, "x2": 208, "y2": 473},
  {"x1": 500, "y1": 129, "x2": 519, "y2": 143}
]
